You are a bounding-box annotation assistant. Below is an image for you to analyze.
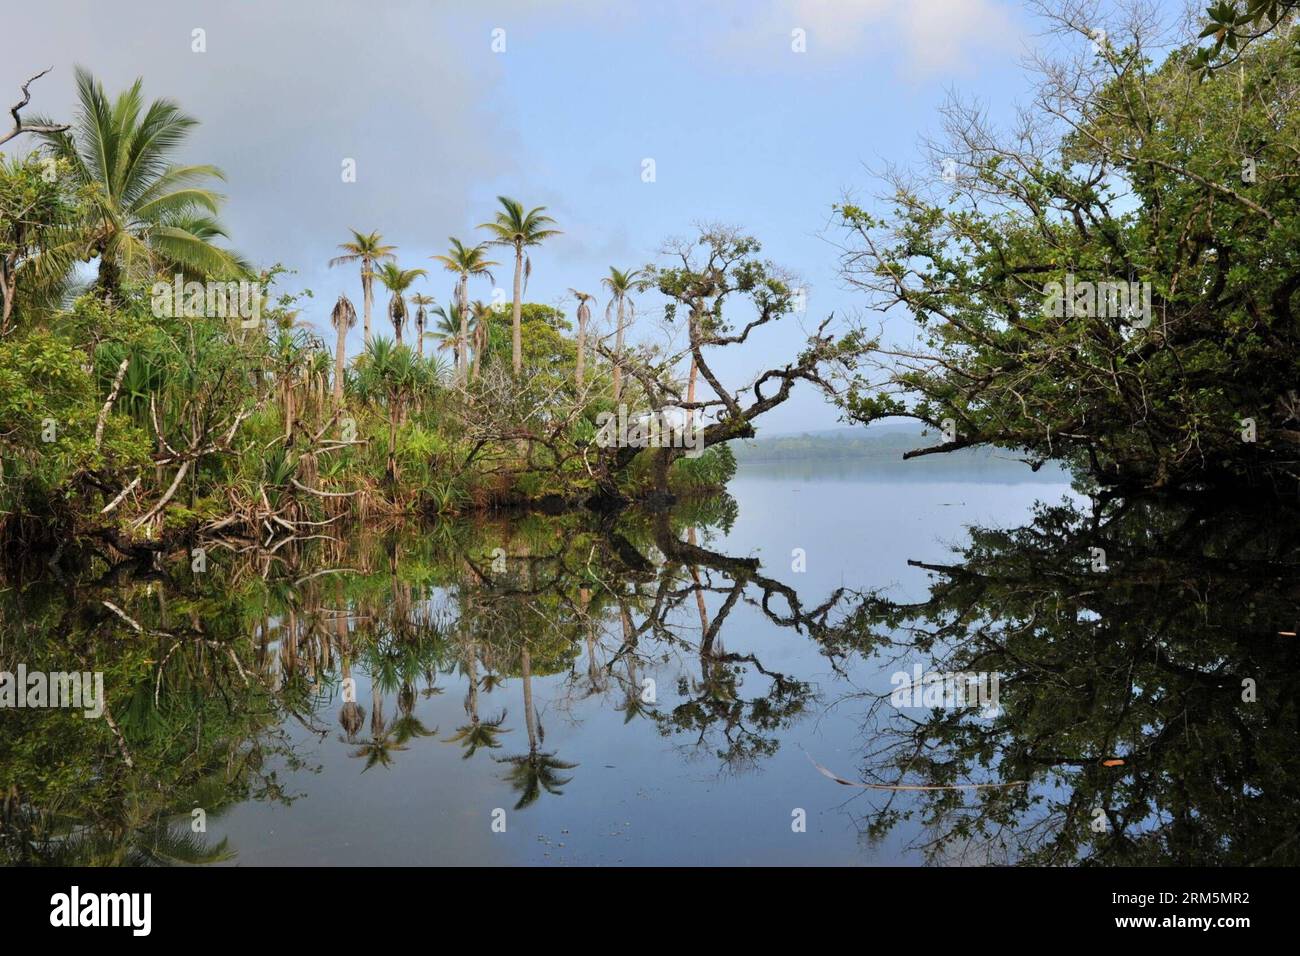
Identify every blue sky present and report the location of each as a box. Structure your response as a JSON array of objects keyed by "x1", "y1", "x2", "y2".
[{"x1": 2, "y1": 0, "x2": 1051, "y2": 432}]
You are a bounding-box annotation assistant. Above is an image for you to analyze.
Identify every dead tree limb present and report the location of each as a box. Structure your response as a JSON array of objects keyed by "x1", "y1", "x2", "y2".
[{"x1": 0, "y1": 68, "x2": 69, "y2": 148}]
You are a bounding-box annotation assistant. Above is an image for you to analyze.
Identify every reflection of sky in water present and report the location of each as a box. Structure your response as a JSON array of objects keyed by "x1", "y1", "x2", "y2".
[{"x1": 212, "y1": 465, "x2": 1075, "y2": 865}]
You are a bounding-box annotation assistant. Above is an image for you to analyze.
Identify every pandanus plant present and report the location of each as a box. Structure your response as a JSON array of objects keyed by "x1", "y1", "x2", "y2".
[{"x1": 355, "y1": 338, "x2": 428, "y2": 488}]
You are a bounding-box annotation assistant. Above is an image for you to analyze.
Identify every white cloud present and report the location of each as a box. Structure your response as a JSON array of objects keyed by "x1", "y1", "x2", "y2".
[{"x1": 726, "y1": 0, "x2": 1021, "y2": 74}]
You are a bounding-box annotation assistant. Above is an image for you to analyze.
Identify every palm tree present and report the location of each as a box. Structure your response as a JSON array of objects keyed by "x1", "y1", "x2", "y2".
[
  {"x1": 468, "y1": 300, "x2": 494, "y2": 380},
  {"x1": 568, "y1": 290, "x2": 595, "y2": 389},
  {"x1": 431, "y1": 238, "x2": 497, "y2": 383},
  {"x1": 478, "y1": 197, "x2": 561, "y2": 375},
  {"x1": 428, "y1": 303, "x2": 464, "y2": 369},
  {"x1": 602, "y1": 267, "x2": 643, "y2": 403},
  {"x1": 373, "y1": 263, "x2": 427, "y2": 346},
  {"x1": 409, "y1": 293, "x2": 435, "y2": 357},
  {"x1": 328, "y1": 229, "x2": 396, "y2": 346},
  {"x1": 35, "y1": 67, "x2": 247, "y2": 297},
  {"x1": 329, "y1": 294, "x2": 357, "y2": 405}
]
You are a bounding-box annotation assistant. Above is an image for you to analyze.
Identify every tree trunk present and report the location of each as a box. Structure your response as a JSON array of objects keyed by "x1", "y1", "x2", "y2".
[
  {"x1": 458, "y1": 277, "x2": 470, "y2": 384},
  {"x1": 333, "y1": 323, "x2": 347, "y2": 405},
  {"x1": 387, "y1": 403, "x2": 399, "y2": 487},
  {"x1": 521, "y1": 646, "x2": 537, "y2": 752},
  {"x1": 467, "y1": 643, "x2": 480, "y2": 723},
  {"x1": 511, "y1": 243, "x2": 523, "y2": 376},
  {"x1": 362, "y1": 265, "x2": 373, "y2": 346},
  {"x1": 613, "y1": 294, "x2": 626, "y2": 403},
  {"x1": 686, "y1": 356, "x2": 699, "y2": 430},
  {"x1": 472, "y1": 317, "x2": 486, "y2": 381},
  {"x1": 576, "y1": 312, "x2": 587, "y2": 388}
]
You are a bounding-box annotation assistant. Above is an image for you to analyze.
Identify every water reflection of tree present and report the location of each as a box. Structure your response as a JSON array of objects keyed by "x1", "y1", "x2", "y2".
[
  {"x1": 7, "y1": 485, "x2": 1293, "y2": 863},
  {"x1": 836, "y1": 493, "x2": 1300, "y2": 866}
]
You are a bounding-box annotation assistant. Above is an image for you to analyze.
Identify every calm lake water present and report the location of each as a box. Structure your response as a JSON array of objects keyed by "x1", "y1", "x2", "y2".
[
  {"x1": 216, "y1": 462, "x2": 1072, "y2": 866},
  {"x1": 4, "y1": 458, "x2": 1297, "y2": 866}
]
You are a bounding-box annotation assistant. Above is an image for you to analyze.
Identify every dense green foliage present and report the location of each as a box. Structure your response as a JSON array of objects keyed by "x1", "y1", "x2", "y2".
[
  {"x1": 835, "y1": 22, "x2": 1300, "y2": 494},
  {"x1": 0, "y1": 73, "x2": 766, "y2": 554}
]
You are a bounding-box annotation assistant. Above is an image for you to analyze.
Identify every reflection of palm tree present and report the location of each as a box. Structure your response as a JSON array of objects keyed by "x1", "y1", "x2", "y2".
[
  {"x1": 391, "y1": 682, "x2": 437, "y2": 746},
  {"x1": 444, "y1": 710, "x2": 510, "y2": 759},
  {"x1": 495, "y1": 645, "x2": 576, "y2": 808},
  {"x1": 444, "y1": 640, "x2": 511, "y2": 758},
  {"x1": 617, "y1": 598, "x2": 649, "y2": 723},
  {"x1": 578, "y1": 587, "x2": 607, "y2": 696},
  {"x1": 345, "y1": 674, "x2": 408, "y2": 771},
  {"x1": 338, "y1": 643, "x2": 365, "y2": 742},
  {"x1": 498, "y1": 751, "x2": 578, "y2": 809}
]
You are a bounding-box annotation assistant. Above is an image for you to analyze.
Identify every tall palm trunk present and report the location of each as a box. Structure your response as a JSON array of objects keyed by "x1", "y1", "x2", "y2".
[
  {"x1": 371, "y1": 679, "x2": 384, "y2": 740},
  {"x1": 471, "y1": 315, "x2": 488, "y2": 381},
  {"x1": 613, "y1": 293, "x2": 626, "y2": 402},
  {"x1": 334, "y1": 323, "x2": 347, "y2": 405},
  {"x1": 687, "y1": 356, "x2": 699, "y2": 430},
  {"x1": 521, "y1": 646, "x2": 537, "y2": 753},
  {"x1": 362, "y1": 265, "x2": 374, "y2": 345},
  {"x1": 466, "y1": 642, "x2": 480, "y2": 724},
  {"x1": 386, "y1": 401, "x2": 399, "y2": 486},
  {"x1": 576, "y1": 311, "x2": 587, "y2": 388},
  {"x1": 458, "y1": 277, "x2": 470, "y2": 384},
  {"x1": 511, "y1": 242, "x2": 523, "y2": 376}
]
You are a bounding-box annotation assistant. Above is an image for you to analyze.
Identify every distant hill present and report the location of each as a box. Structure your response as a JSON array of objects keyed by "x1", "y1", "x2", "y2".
[{"x1": 729, "y1": 422, "x2": 1069, "y2": 481}]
